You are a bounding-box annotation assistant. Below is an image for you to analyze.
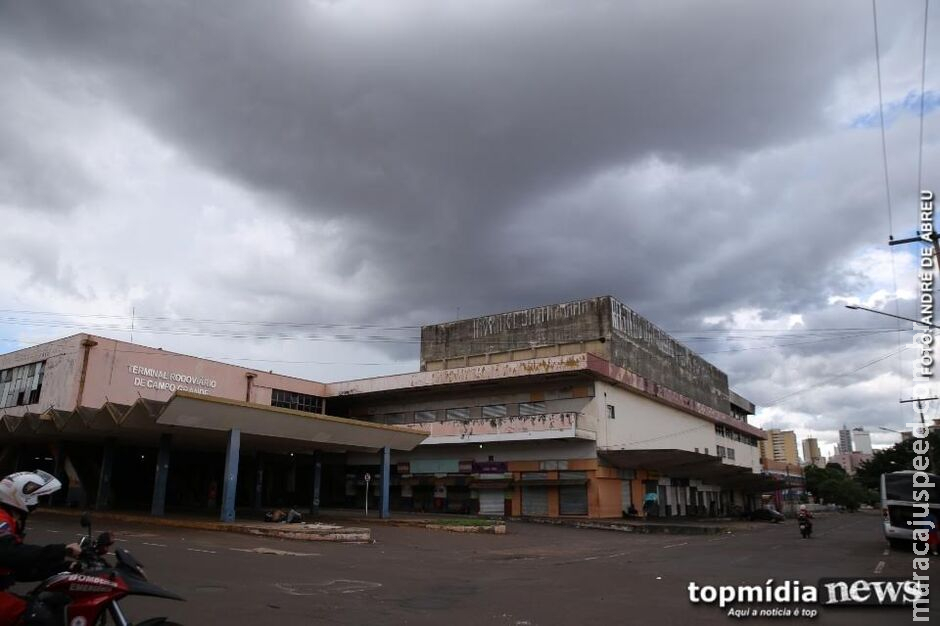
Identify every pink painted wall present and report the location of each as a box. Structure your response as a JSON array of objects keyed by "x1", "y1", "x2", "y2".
[
  {"x1": 0, "y1": 334, "x2": 329, "y2": 411},
  {"x1": 79, "y1": 335, "x2": 328, "y2": 407}
]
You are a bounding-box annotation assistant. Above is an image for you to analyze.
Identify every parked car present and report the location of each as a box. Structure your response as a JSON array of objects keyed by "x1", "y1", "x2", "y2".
[{"x1": 748, "y1": 507, "x2": 785, "y2": 523}]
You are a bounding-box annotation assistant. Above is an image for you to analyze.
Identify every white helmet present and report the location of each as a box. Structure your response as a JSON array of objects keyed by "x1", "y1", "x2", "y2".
[
  {"x1": 0, "y1": 470, "x2": 61, "y2": 513},
  {"x1": 799, "y1": 504, "x2": 807, "y2": 511}
]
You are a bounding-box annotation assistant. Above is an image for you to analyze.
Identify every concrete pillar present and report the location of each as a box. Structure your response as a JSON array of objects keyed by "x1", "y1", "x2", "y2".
[
  {"x1": 253, "y1": 453, "x2": 264, "y2": 512},
  {"x1": 220, "y1": 429, "x2": 240, "y2": 522},
  {"x1": 311, "y1": 451, "x2": 322, "y2": 516},
  {"x1": 151, "y1": 434, "x2": 171, "y2": 516},
  {"x1": 380, "y1": 445, "x2": 390, "y2": 519},
  {"x1": 95, "y1": 439, "x2": 115, "y2": 510}
]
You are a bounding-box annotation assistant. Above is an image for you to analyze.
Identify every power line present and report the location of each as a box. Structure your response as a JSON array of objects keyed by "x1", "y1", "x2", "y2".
[
  {"x1": 873, "y1": 0, "x2": 908, "y2": 411},
  {"x1": 872, "y1": 0, "x2": 895, "y2": 233},
  {"x1": 0, "y1": 319, "x2": 898, "y2": 354},
  {"x1": 762, "y1": 345, "x2": 910, "y2": 407},
  {"x1": 0, "y1": 309, "x2": 422, "y2": 331},
  {"x1": 917, "y1": 0, "x2": 931, "y2": 197},
  {"x1": 0, "y1": 338, "x2": 411, "y2": 368},
  {"x1": 0, "y1": 307, "x2": 903, "y2": 335},
  {"x1": 694, "y1": 329, "x2": 900, "y2": 355}
]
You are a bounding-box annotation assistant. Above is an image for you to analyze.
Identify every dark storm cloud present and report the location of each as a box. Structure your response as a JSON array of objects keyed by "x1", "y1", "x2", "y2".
[
  {"x1": 0, "y1": 1, "x2": 864, "y2": 220},
  {"x1": 0, "y1": 1, "x2": 873, "y2": 230}
]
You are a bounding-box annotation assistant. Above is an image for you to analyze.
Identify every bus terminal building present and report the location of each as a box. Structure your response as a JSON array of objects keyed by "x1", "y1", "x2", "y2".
[{"x1": 0, "y1": 296, "x2": 770, "y2": 521}]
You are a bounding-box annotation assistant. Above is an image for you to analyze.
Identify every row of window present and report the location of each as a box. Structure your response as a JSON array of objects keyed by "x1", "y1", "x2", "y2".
[
  {"x1": 695, "y1": 445, "x2": 736, "y2": 460},
  {"x1": 0, "y1": 361, "x2": 44, "y2": 409},
  {"x1": 271, "y1": 389, "x2": 323, "y2": 414},
  {"x1": 714, "y1": 423, "x2": 758, "y2": 447},
  {"x1": 380, "y1": 401, "x2": 549, "y2": 425}
]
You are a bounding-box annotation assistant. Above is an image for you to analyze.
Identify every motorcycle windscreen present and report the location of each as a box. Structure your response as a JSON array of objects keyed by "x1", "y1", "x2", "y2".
[{"x1": 121, "y1": 573, "x2": 185, "y2": 601}]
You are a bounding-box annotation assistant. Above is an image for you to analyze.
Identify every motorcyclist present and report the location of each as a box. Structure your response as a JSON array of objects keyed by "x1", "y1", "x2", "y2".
[
  {"x1": 0, "y1": 470, "x2": 81, "y2": 624},
  {"x1": 797, "y1": 504, "x2": 814, "y2": 537}
]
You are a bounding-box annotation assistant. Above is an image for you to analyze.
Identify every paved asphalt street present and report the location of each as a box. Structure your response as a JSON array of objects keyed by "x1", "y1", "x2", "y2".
[{"x1": 15, "y1": 510, "x2": 932, "y2": 625}]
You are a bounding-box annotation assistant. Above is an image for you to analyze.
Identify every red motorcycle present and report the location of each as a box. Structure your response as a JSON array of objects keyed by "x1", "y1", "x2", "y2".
[{"x1": 21, "y1": 514, "x2": 183, "y2": 625}]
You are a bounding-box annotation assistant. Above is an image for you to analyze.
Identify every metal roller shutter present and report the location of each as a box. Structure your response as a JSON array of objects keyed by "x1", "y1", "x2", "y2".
[
  {"x1": 522, "y1": 487, "x2": 549, "y2": 516},
  {"x1": 478, "y1": 490, "x2": 505, "y2": 516},
  {"x1": 559, "y1": 471, "x2": 588, "y2": 516},
  {"x1": 521, "y1": 472, "x2": 550, "y2": 516}
]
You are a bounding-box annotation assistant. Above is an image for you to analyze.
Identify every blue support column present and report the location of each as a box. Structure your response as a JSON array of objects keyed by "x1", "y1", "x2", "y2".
[
  {"x1": 311, "y1": 451, "x2": 322, "y2": 516},
  {"x1": 380, "y1": 445, "x2": 390, "y2": 519},
  {"x1": 95, "y1": 439, "x2": 115, "y2": 510},
  {"x1": 151, "y1": 434, "x2": 172, "y2": 516},
  {"x1": 220, "y1": 429, "x2": 240, "y2": 522}
]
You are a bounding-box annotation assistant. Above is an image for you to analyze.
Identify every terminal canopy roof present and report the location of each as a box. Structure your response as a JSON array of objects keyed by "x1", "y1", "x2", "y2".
[{"x1": 1, "y1": 391, "x2": 427, "y2": 454}]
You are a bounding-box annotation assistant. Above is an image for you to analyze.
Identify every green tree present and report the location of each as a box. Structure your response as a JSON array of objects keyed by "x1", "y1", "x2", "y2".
[
  {"x1": 855, "y1": 431, "x2": 940, "y2": 491},
  {"x1": 804, "y1": 464, "x2": 871, "y2": 511}
]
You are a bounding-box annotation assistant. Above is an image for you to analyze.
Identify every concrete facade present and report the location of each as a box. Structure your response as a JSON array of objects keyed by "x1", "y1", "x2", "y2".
[
  {"x1": 851, "y1": 428, "x2": 873, "y2": 455},
  {"x1": 801, "y1": 437, "x2": 823, "y2": 466},
  {"x1": 420, "y1": 296, "x2": 730, "y2": 414},
  {"x1": 828, "y1": 451, "x2": 873, "y2": 475},
  {"x1": 838, "y1": 425, "x2": 853, "y2": 454},
  {"x1": 758, "y1": 429, "x2": 799, "y2": 465},
  {"x1": 2, "y1": 297, "x2": 768, "y2": 520}
]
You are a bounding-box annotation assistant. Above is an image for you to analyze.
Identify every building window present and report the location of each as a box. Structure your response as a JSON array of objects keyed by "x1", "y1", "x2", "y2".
[
  {"x1": 519, "y1": 401, "x2": 546, "y2": 416},
  {"x1": 271, "y1": 389, "x2": 323, "y2": 414},
  {"x1": 385, "y1": 413, "x2": 410, "y2": 425},
  {"x1": 446, "y1": 407, "x2": 471, "y2": 421},
  {"x1": 716, "y1": 445, "x2": 726, "y2": 458},
  {"x1": 727, "y1": 448, "x2": 736, "y2": 461},
  {"x1": 482, "y1": 404, "x2": 507, "y2": 419},
  {"x1": 606, "y1": 404, "x2": 615, "y2": 419},
  {"x1": 0, "y1": 361, "x2": 44, "y2": 409},
  {"x1": 415, "y1": 410, "x2": 438, "y2": 423}
]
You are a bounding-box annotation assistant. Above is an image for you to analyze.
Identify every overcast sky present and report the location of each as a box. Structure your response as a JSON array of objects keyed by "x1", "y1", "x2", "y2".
[{"x1": 1, "y1": 1, "x2": 937, "y2": 456}]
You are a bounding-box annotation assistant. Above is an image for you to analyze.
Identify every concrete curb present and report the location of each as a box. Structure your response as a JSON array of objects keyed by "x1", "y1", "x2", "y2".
[
  {"x1": 319, "y1": 515, "x2": 507, "y2": 534},
  {"x1": 518, "y1": 516, "x2": 734, "y2": 535},
  {"x1": 423, "y1": 523, "x2": 507, "y2": 534},
  {"x1": 37, "y1": 509, "x2": 372, "y2": 543}
]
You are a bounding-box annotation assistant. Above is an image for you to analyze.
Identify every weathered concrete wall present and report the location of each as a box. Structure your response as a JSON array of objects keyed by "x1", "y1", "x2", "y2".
[
  {"x1": 608, "y1": 299, "x2": 729, "y2": 414},
  {"x1": 421, "y1": 296, "x2": 730, "y2": 414},
  {"x1": 0, "y1": 334, "x2": 85, "y2": 414},
  {"x1": 421, "y1": 297, "x2": 612, "y2": 366}
]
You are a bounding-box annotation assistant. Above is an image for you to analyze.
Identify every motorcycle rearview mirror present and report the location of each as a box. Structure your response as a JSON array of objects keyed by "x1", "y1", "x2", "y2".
[
  {"x1": 80, "y1": 512, "x2": 92, "y2": 541},
  {"x1": 96, "y1": 532, "x2": 113, "y2": 555}
]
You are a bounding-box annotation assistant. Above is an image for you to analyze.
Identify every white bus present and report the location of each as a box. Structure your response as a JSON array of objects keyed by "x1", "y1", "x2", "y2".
[{"x1": 881, "y1": 470, "x2": 940, "y2": 547}]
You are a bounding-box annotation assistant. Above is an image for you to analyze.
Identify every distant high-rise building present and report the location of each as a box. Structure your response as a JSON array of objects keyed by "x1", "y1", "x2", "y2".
[
  {"x1": 802, "y1": 437, "x2": 823, "y2": 466},
  {"x1": 759, "y1": 429, "x2": 800, "y2": 465},
  {"x1": 852, "y1": 428, "x2": 873, "y2": 455},
  {"x1": 838, "y1": 425, "x2": 853, "y2": 454},
  {"x1": 828, "y1": 451, "x2": 874, "y2": 475}
]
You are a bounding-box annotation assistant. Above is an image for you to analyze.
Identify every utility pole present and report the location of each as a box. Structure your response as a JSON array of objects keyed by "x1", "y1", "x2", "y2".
[
  {"x1": 848, "y1": 191, "x2": 937, "y2": 431},
  {"x1": 899, "y1": 397, "x2": 937, "y2": 427}
]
